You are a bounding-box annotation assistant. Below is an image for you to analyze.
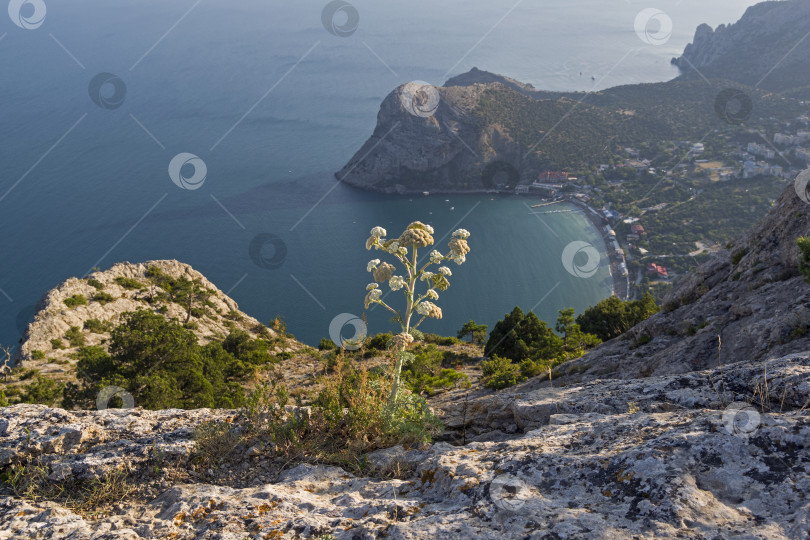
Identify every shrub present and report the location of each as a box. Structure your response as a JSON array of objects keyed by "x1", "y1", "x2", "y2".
[
  {"x1": 115, "y1": 277, "x2": 144, "y2": 290},
  {"x1": 731, "y1": 248, "x2": 748, "y2": 265},
  {"x1": 64, "y1": 326, "x2": 86, "y2": 347},
  {"x1": 318, "y1": 338, "x2": 337, "y2": 351},
  {"x1": 92, "y1": 292, "x2": 115, "y2": 305},
  {"x1": 402, "y1": 345, "x2": 470, "y2": 395},
  {"x1": 19, "y1": 368, "x2": 39, "y2": 380},
  {"x1": 50, "y1": 339, "x2": 64, "y2": 350},
  {"x1": 63, "y1": 295, "x2": 87, "y2": 308},
  {"x1": 68, "y1": 311, "x2": 276, "y2": 410},
  {"x1": 365, "y1": 332, "x2": 393, "y2": 351},
  {"x1": 84, "y1": 318, "x2": 112, "y2": 333},
  {"x1": 198, "y1": 359, "x2": 442, "y2": 469},
  {"x1": 31, "y1": 350, "x2": 45, "y2": 360},
  {"x1": 86, "y1": 278, "x2": 104, "y2": 290},
  {"x1": 252, "y1": 324, "x2": 272, "y2": 340},
  {"x1": 21, "y1": 376, "x2": 64, "y2": 406},
  {"x1": 0, "y1": 390, "x2": 8, "y2": 407},
  {"x1": 422, "y1": 333, "x2": 461, "y2": 346},
  {"x1": 482, "y1": 355, "x2": 525, "y2": 390}
]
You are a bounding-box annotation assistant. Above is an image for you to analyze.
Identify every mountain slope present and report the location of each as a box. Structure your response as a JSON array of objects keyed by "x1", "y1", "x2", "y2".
[
  {"x1": 672, "y1": 0, "x2": 810, "y2": 98},
  {"x1": 554, "y1": 180, "x2": 810, "y2": 384}
]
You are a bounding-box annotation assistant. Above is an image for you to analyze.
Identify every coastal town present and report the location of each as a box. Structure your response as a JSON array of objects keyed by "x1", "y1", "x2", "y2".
[{"x1": 511, "y1": 112, "x2": 810, "y2": 302}]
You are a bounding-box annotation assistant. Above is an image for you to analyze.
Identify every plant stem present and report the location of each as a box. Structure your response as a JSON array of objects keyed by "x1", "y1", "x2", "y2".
[{"x1": 389, "y1": 247, "x2": 418, "y2": 407}]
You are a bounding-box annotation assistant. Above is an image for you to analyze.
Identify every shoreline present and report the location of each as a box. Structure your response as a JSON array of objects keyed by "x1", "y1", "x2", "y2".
[{"x1": 565, "y1": 198, "x2": 628, "y2": 300}]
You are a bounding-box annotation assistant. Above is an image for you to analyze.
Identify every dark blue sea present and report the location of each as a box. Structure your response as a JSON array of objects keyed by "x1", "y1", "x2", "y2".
[{"x1": 0, "y1": 0, "x2": 759, "y2": 346}]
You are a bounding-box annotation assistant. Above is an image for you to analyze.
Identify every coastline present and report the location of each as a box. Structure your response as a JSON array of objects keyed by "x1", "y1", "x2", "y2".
[{"x1": 565, "y1": 198, "x2": 629, "y2": 300}]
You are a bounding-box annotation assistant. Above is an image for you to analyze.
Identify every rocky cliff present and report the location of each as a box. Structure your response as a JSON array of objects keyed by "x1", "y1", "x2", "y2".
[
  {"x1": 672, "y1": 0, "x2": 810, "y2": 97},
  {"x1": 7, "y1": 260, "x2": 298, "y2": 391},
  {"x1": 1, "y1": 350, "x2": 807, "y2": 538},
  {"x1": 335, "y1": 80, "x2": 528, "y2": 193}
]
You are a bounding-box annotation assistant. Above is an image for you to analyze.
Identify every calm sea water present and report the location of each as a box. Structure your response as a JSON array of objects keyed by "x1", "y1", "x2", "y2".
[{"x1": 0, "y1": 0, "x2": 760, "y2": 347}]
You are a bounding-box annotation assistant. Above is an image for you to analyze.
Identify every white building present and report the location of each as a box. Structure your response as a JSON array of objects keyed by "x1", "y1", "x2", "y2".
[{"x1": 747, "y1": 142, "x2": 775, "y2": 160}]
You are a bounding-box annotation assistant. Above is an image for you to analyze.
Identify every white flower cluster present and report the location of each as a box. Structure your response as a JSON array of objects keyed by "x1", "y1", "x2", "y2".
[
  {"x1": 371, "y1": 226, "x2": 387, "y2": 238},
  {"x1": 420, "y1": 271, "x2": 434, "y2": 281},
  {"x1": 452, "y1": 228, "x2": 470, "y2": 239},
  {"x1": 367, "y1": 259, "x2": 380, "y2": 272},
  {"x1": 450, "y1": 252, "x2": 466, "y2": 265},
  {"x1": 389, "y1": 275, "x2": 406, "y2": 291},
  {"x1": 438, "y1": 266, "x2": 452, "y2": 276},
  {"x1": 426, "y1": 289, "x2": 439, "y2": 300},
  {"x1": 416, "y1": 301, "x2": 442, "y2": 319},
  {"x1": 430, "y1": 250, "x2": 444, "y2": 264},
  {"x1": 366, "y1": 283, "x2": 378, "y2": 291},
  {"x1": 385, "y1": 240, "x2": 402, "y2": 255},
  {"x1": 424, "y1": 224, "x2": 435, "y2": 234},
  {"x1": 368, "y1": 288, "x2": 381, "y2": 302}
]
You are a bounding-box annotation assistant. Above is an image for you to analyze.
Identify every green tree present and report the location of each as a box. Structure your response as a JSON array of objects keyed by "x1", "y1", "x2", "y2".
[
  {"x1": 555, "y1": 308, "x2": 601, "y2": 354},
  {"x1": 457, "y1": 320, "x2": 488, "y2": 344},
  {"x1": 576, "y1": 293, "x2": 659, "y2": 342},
  {"x1": 555, "y1": 308, "x2": 576, "y2": 350},
  {"x1": 68, "y1": 310, "x2": 275, "y2": 410},
  {"x1": 485, "y1": 307, "x2": 563, "y2": 362}
]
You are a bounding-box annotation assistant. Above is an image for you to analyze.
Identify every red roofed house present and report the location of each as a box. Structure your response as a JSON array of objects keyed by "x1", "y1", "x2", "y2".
[
  {"x1": 538, "y1": 171, "x2": 569, "y2": 182},
  {"x1": 647, "y1": 263, "x2": 668, "y2": 279},
  {"x1": 631, "y1": 224, "x2": 646, "y2": 235}
]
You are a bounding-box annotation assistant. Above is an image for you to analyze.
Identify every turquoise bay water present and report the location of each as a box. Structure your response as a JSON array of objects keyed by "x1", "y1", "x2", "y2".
[{"x1": 0, "y1": 0, "x2": 760, "y2": 346}]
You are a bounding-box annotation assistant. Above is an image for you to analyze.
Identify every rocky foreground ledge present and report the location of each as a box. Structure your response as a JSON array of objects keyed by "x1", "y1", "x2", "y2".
[{"x1": 1, "y1": 353, "x2": 808, "y2": 539}]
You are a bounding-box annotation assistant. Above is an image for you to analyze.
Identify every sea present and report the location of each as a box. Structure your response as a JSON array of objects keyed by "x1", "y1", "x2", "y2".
[{"x1": 0, "y1": 0, "x2": 761, "y2": 348}]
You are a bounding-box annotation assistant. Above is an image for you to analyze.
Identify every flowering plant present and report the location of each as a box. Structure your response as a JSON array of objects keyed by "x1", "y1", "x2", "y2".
[{"x1": 364, "y1": 222, "x2": 471, "y2": 404}]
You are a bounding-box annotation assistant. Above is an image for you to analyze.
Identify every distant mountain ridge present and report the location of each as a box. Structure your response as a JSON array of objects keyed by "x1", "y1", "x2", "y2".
[{"x1": 672, "y1": 0, "x2": 810, "y2": 98}]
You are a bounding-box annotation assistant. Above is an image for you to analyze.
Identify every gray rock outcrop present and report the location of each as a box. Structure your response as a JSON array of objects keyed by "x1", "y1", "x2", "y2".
[
  {"x1": 12, "y1": 260, "x2": 297, "y2": 384},
  {"x1": 1, "y1": 350, "x2": 808, "y2": 539}
]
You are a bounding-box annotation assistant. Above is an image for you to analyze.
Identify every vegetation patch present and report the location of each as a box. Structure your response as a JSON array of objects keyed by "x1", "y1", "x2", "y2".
[{"x1": 63, "y1": 295, "x2": 87, "y2": 308}]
